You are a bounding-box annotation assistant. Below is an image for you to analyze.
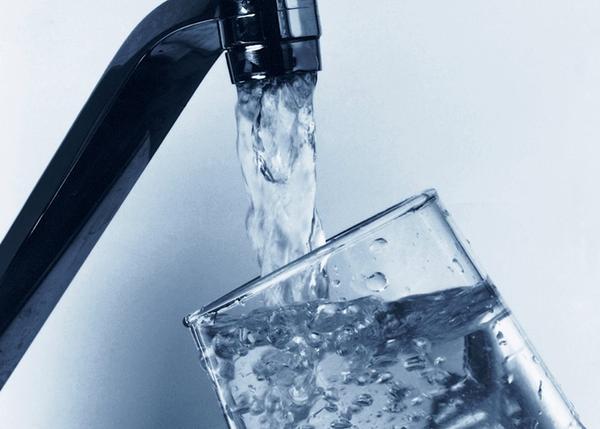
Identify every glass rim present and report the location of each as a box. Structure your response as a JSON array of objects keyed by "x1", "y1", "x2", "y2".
[{"x1": 184, "y1": 188, "x2": 439, "y2": 327}]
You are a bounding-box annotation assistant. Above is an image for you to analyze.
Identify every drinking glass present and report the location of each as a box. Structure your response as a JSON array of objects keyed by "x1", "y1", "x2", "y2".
[{"x1": 184, "y1": 190, "x2": 585, "y2": 429}]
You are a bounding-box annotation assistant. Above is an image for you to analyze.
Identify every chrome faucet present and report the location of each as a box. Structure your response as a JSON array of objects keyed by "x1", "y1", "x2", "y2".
[{"x1": 0, "y1": 0, "x2": 321, "y2": 388}]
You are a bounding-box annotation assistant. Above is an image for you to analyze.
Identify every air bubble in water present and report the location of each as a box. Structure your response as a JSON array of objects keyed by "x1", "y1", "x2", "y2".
[
  {"x1": 330, "y1": 418, "x2": 352, "y2": 428},
  {"x1": 365, "y1": 272, "x2": 388, "y2": 292},
  {"x1": 290, "y1": 385, "x2": 311, "y2": 405},
  {"x1": 353, "y1": 393, "x2": 374, "y2": 407},
  {"x1": 325, "y1": 402, "x2": 339, "y2": 412},
  {"x1": 376, "y1": 372, "x2": 393, "y2": 384}
]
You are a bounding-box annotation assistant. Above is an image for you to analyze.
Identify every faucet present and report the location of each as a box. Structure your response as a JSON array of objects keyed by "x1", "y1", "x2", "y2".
[{"x1": 0, "y1": 0, "x2": 321, "y2": 388}]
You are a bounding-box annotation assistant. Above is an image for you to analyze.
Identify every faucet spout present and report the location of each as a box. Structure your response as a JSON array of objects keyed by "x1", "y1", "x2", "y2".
[
  {"x1": 221, "y1": 0, "x2": 322, "y2": 83},
  {"x1": 0, "y1": 0, "x2": 321, "y2": 389}
]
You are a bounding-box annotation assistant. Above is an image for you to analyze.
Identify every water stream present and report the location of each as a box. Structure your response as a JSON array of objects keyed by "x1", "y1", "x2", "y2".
[{"x1": 236, "y1": 72, "x2": 326, "y2": 305}]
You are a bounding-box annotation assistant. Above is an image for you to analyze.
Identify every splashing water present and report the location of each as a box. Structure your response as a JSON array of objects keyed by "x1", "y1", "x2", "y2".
[
  {"x1": 236, "y1": 73, "x2": 326, "y2": 305},
  {"x1": 198, "y1": 282, "x2": 585, "y2": 428}
]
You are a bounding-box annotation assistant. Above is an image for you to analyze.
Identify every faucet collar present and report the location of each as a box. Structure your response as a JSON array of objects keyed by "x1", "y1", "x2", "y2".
[{"x1": 219, "y1": 0, "x2": 321, "y2": 83}]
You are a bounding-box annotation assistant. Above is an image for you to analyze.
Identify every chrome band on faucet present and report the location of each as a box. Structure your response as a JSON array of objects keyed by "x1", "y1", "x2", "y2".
[{"x1": 219, "y1": 0, "x2": 322, "y2": 83}]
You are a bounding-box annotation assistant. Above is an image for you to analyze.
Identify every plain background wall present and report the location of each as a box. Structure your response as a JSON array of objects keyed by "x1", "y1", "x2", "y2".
[{"x1": 0, "y1": 0, "x2": 598, "y2": 427}]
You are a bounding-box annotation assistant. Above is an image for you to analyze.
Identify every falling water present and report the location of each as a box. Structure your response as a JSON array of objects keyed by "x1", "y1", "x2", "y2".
[{"x1": 236, "y1": 72, "x2": 326, "y2": 305}]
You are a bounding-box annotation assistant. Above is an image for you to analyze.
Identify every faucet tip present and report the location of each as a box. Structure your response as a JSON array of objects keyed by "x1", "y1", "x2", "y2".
[{"x1": 220, "y1": 0, "x2": 321, "y2": 83}]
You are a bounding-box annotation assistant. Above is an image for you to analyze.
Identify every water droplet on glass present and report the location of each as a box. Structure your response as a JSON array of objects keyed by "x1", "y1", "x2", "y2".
[
  {"x1": 369, "y1": 238, "x2": 389, "y2": 253},
  {"x1": 451, "y1": 257, "x2": 465, "y2": 274},
  {"x1": 365, "y1": 272, "x2": 388, "y2": 292}
]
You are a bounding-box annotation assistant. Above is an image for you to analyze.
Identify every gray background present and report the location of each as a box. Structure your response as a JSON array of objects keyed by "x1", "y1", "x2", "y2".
[{"x1": 0, "y1": 0, "x2": 598, "y2": 427}]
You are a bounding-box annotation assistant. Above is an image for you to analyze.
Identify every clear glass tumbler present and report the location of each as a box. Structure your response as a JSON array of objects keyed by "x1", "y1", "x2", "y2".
[{"x1": 184, "y1": 190, "x2": 585, "y2": 429}]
